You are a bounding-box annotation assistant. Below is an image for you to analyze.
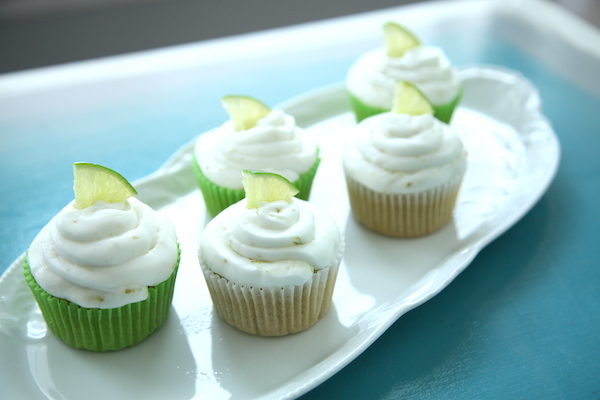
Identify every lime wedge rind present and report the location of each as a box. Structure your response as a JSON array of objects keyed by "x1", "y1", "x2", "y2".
[
  {"x1": 392, "y1": 80, "x2": 434, "y2": 116},
  {"x1": 383, "y1": 21, "x2": 421, "y2": 58},
  {"x1": 242, "y1": 170, "x2": 299, "y2": 209},
  {"x1": 222, "y1": 95, "x2": 271, "y2": 132},
  {"x1": 73, "y1": 162, "x2": 137, "y2": 209}
]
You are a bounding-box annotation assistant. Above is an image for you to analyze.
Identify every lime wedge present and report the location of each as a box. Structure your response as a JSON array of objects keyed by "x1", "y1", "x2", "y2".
[
  {"x1": 73, "y1": 162, "x2": 137, "y2": 209},
  {"x1": 392, "y1": 80, "x2": 434, "y2": 116},
  {"x1": 242, "y1": 170, "x2": 299, "y2": 209},
  {"x1": 383, "y1": 22, "x2": 420, "y2": 58},
  {"x1": 222, "y1": 95, "x2": 271, "y2": 132}
]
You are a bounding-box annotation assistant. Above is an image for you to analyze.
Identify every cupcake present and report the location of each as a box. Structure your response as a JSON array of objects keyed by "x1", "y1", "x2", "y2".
[
  {"x1": 193, "y1": 95, "x2": 320, "y2": 217},
  {"x1": 343, "y1": 81, "x2": 467, "y2": 237},
  {"x1": 199, "y1": 170, "x2": 344, "y2": 336},
  {"x1": 23, "y1": 163, "x2": 180, "y2": 351},
  {"x1": 347, "y1": 22, "x2": 462, "y2": 123}
]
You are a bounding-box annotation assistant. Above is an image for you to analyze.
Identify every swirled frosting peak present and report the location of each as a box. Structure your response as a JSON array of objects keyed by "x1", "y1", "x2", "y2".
[
  {"x1": 347, "y1": 46, "x2": 461, "y2": 107},
  {"x1": 28, "y1": 198, "x2": 178, "y2": 309},
  {"x1": 199, "y1": 198, "x2": 342, "y2": 287},
  {"x1": 195, "y1": 110, "x2": 318, "y2": 189},
  {"x1": 343, "y1": 112, "x2": 467, "y2": 193}
]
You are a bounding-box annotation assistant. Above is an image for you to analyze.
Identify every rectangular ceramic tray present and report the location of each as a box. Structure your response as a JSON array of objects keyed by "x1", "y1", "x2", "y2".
[{"x1": 0, "y1": 65, "x2": 559, "y2": 399}]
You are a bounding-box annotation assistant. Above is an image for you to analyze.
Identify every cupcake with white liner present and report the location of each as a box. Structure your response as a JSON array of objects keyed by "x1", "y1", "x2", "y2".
[
  {"x1": 343, "y1": 81, "x2": 467, "y2": 237},
  {"x1": 347, "y1": 22, "x2": 462, "y2": 123},
  {"x1": 199, "y1": 170, "x2": 344, "y2": 336},
  {"x1": 193, "y1": 95, "x2": 320, "y2": 217}
]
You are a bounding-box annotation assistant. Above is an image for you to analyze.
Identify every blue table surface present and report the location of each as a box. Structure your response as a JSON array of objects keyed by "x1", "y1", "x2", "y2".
[{"x1": 1, "y1": 2, "x2": 599, "y2": 399}]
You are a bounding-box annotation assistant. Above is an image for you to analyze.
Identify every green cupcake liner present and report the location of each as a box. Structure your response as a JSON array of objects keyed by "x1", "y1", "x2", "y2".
[
  {"x1": 193, "y1": 158, "x2": 245, "y2": 218},
  {"x1": 432, "y1": 84, "x2": 464, "y2": 124},
  {"x1": 291, "y1": 153, "x2": 321, "y2": 201},
  {"x1": 193, "y1": 151, "x2": 321, "y2": 217},
  {"x1": 23, "y1": 246, "x2": 180, "y2": 352},
  {"x1": 348, "y1": 94, "x2": 388, "y2": 123},
  {"x1": 348, "y1": 84, "x2": 464, "y2": 124}
]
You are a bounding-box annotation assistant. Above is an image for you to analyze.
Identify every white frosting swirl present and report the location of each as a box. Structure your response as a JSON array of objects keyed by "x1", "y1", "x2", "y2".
[
  {"x1": 28, "y1": 198, "x2": 178, "y2": 309},
  {"x1": 343, "y1": 113, "x2": 467, "y2": 193},
  {"x1": 195, "y1": 110, "x2": 318, "y2": 189},
  {"x1": 347, "y1": 46, "x2": 461, "y2": 107},
  {"x1": 199, "y1": 198, "x2": 342, "y2": 287}
]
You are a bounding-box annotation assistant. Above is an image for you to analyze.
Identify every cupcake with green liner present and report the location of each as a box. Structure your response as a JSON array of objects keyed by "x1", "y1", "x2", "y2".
[
  {"x1": 24, "y1": 163, "x2": 180, "y2": 351},
  {"x1": 199, "y1": 170, "x2": 344, "y2": 336},
  {"x1": 343, "y1": 81, "x2": 467, "y2": 237},
  {"x1": 347, "y1": 22, "x2": 463, "y2": 123},
  {"x1": 193, "y1": 95, "x2": 320, "y2": 217}
]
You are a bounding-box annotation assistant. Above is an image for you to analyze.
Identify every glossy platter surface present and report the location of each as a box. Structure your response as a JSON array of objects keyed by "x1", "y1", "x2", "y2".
[{"x1": 0, "y1": 66, "x2": 559, "y2": 400}]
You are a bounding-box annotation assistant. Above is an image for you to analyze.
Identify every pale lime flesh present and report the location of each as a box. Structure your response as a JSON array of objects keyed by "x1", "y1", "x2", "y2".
[
  {"x1": 222, "y1": 95, "x2": 271, "y2": 131},
  {"x1": 242, "y1": 170, "x2": 299, "y2": 209},
  {"x1": 73, "y1": 162, "x2": 137, "y2": 209}
]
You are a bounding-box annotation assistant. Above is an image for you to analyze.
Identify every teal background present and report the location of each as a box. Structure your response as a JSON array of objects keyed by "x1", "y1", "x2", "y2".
[{"x1": 1, "y1": 7, "x2": 599, "y2": 399}]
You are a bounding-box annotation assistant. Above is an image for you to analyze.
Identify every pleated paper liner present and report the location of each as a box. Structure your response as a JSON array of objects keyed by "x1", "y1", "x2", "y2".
[
  {"x1": 201, "y1": 243, "x2": 344, "y2": 337},
  {"x1": 348, "y1": 85, "x2": 463, "y2": 124},
  {"x1": 345, "y1": 172, "x2": 464, "y2": 237},
  {"x1": 23, "y1": 246, "x2": 181, "y2": 352},
  {"x1": 193, "y1": 151, "x2": 321, "y2": 217},
  {"x1": 201, "y1": 264, "x2": 339, "y2": 337}
]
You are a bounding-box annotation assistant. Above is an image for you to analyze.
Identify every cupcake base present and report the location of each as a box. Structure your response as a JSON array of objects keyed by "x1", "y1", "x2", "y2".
[
  {"x1": 345, "y1": 173, "x2": 464, "y2": 237},
  {"x1": 193, "y1": 153, "x2": 321, "y2": 217},
  {"x1": 201, "y1": 263, "x2": 340, "y2": 337},
  {"x1": 348, "y1": 85, "x2": 463, "y2": 124},
  {"x1": 23, "y1": 247, "x2": 180, "y2": 352}
]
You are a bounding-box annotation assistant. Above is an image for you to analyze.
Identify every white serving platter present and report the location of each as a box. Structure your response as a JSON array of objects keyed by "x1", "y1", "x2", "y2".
[{"x1": 0, "y1": 65, "x2": 559, "y2": 400}]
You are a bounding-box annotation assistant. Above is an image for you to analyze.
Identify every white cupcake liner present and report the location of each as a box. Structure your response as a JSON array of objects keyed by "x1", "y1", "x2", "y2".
[
  {"x1": 201, "y1": 246, "x2": 344, "y2": 337},
  {"x1": 345, "y1": 171, "x2": 464, "y2": 237}
]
